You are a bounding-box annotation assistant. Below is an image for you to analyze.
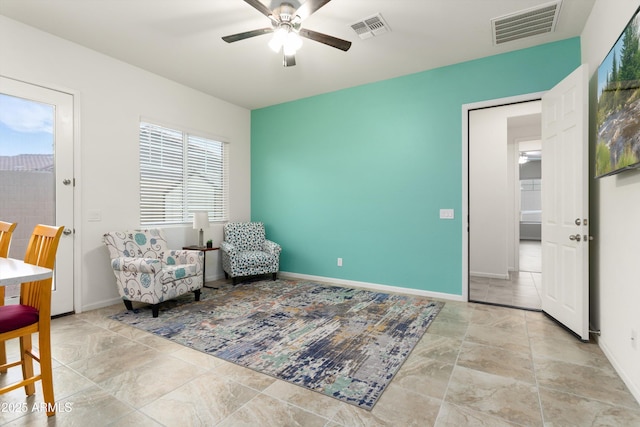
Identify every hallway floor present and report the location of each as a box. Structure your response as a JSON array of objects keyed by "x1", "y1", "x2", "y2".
[{"x1": 470, "y1": 241, "x2": 542, "y2": 310}]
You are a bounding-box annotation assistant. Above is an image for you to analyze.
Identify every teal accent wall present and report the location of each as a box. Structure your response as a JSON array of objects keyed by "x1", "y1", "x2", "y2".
[{"x1": 251, "y1": 38, "x2": 581, "y2": 295}]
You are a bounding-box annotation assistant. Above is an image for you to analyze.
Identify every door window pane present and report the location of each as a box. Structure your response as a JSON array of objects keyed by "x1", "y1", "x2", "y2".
[{"x1": 0, "y1": 94, "x2": 55, "y2": 298}]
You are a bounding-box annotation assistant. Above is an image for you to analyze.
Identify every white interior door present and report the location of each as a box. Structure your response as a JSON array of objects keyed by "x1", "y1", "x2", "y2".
[
  {"x1": 0, "y1": 76, "x2": 74, "y2": 315},
  {"x1": 541, "y1": 64, "x2": 589, "y2": 341}
]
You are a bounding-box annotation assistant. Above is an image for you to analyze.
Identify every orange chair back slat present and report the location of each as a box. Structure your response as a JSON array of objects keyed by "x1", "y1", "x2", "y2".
[
  {"x1": 0, "y1": 221, "x2": 17, "y2": 307},
  {"x1": 24, "y1": 225, "x2": 62, "y2": 269},
  {"x1": 20, "y1": 225, "x2": 64, "y2": 311},
  {"x1": 0, "y1": 221, "x2": 17, "y2": 258}
]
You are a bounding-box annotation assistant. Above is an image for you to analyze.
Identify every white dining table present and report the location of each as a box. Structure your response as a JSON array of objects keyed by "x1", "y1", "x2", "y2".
[{"x1": 0, "y1": 257, "x2": 53, "y2": 287}]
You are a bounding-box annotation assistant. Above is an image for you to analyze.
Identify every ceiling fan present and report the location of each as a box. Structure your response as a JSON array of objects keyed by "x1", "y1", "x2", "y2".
[{"x1": 222, "y1": 0, "x2": 352, "y2": 67}]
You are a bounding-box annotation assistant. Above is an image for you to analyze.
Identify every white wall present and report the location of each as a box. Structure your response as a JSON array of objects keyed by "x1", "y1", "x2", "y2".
[
  {"x1": 0, "y1": 16, "x2": 252, "y2": 312},
  {"x1": 469, "y1": 106, "x2": 509, "y2": 278},
  {"x1": 582, "y1": 0, "x2": 640, "y2": 403}
]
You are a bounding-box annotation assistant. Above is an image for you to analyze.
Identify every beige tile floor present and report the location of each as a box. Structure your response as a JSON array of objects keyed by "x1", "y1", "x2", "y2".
[
  {"x1": 1, "y1": 281, "x2": 640, "y2": 426},
  {"x1": 470, "y1": 241, "x2": 542, "y2": 310}
]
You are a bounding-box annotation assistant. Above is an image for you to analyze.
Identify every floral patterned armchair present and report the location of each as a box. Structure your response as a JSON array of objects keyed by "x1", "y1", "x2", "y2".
[
  {"x1": 103, "y1": 229, "x2": 203, "y2": 317},
  {"x1": 220, "y1": 222, "x2": 281, "y2": 284}
]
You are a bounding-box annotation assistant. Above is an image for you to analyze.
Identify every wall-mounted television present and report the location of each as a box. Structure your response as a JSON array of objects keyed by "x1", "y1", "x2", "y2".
[{"x1": 596, "y1": 6, "x2": 640, "y2": 178}]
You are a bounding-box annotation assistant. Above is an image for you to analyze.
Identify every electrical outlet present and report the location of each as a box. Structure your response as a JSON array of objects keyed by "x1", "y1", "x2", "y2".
[
  {"x1": 632, "y1": 329, "x2": 637, "y2": 350},
  {"x1": 337, "y1": 258, "x2": 343, "y2": 267}
]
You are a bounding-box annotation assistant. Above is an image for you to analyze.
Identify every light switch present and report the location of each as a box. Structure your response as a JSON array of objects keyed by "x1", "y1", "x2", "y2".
[
  {"x1": 439, "y1": 209, "x2": 454, "y2": 219},
  {"x1": 87, "y1": 209, "x2": 102, "y2": 222}
]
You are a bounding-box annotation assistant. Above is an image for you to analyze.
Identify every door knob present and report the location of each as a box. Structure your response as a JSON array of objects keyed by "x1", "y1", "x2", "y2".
[
  {"x1": 63, "y1": 228, "x2": 73, "y2": 236},
  {"x1": 569, "y1": 234, "x2": 581, "y2": 242}
]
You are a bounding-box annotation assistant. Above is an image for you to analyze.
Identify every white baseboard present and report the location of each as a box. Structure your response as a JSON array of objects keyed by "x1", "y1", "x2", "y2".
[
  {"x1": 79, "y1": 296, "x2": 123, "y2": 313},
  {"x1": 279, "y1": 271, "x2": 465, "y2": 302},
  {"x1": 206, "y1": 273, "x2": 226, "y2": 282},
  {"x1": 470, "y1": 271, "x2": 510, "y2": 280},
  {"x1": 81, "y1": 273, "x2": 465, "y2": 311},
  {"x1": 598, "y1": 337, "x2": 640, "y2": 406},
  {"x1": 81, "y1": 274, "x2": 225, "y2": 313}
]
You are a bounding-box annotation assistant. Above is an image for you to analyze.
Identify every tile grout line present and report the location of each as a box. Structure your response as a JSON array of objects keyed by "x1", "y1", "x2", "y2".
[
  {"x1": 432, "y1": 303, "x2": 473, "y2": 425},
  {"x1": 525, "y1": 311, "x2": 547, "y2": 426}
]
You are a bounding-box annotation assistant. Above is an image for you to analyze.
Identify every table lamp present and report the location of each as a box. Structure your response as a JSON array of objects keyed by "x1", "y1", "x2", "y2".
[{"x1": 192, "y1": 211, "x2": 209, "y2": 247}]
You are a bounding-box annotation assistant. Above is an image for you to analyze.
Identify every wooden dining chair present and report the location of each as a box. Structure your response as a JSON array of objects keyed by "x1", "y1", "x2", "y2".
[
  {"x1": 0, "y1": 220, "x2": 17, "y2": 258},
  {"x1": 0, "y1": 221, "x2": 17, "y2": 373},
  {"x1": 0, "y1": 224, "x2": 64, "y2": 417}
]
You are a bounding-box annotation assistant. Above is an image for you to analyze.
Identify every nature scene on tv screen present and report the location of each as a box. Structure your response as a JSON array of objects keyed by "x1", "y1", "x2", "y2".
[{"x1": 596, "y1": 9, "x2": 640, "y2": 177}]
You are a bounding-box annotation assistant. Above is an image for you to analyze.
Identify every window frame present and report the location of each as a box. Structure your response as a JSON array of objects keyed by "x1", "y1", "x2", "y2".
[{"x1": 139, "y1": 120, "x2": 229, "y2": 226}]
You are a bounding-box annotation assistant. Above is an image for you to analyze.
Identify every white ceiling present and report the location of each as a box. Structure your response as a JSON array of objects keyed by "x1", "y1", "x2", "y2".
[{"x1": 0, "y1": 0, "x2": 595, "y2": 110}]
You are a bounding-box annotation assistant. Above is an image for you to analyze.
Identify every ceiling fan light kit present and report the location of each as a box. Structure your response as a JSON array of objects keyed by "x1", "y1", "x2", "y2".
[
  {"x1": 269, "y1": 26, "x2": 303, "y2": 54},
  {"x1": 223, "y1": 0, "x2": 352, "y2": 67}
]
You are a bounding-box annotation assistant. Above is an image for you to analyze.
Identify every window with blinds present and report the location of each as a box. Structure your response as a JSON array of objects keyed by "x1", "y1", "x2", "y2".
[{"x1": 139, "y1": 122, "x2": 228, "y2": 226}]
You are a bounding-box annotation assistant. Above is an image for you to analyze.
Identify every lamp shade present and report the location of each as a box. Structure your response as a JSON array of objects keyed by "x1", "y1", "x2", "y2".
[{"x1": 193, "y1": 211, "x2": 210, "y2": 230}]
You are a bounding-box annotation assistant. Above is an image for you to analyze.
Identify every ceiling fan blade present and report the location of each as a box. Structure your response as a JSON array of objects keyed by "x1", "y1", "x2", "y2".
[
  {"x1": 283, "y1": 53, "x2": 296, "y2": 67},
  {"x1": 243, "y1": 0, "x2": 274, "y2": 18},
  {"x1": 222, "y1": 27, "x2": 273, "y2": 43},
  {"x1": 295, "y1": 0, "x2": 333, "y2": 21},
  {"x1": 299, "y1": 28, "x2": 351, "y2": 51}
]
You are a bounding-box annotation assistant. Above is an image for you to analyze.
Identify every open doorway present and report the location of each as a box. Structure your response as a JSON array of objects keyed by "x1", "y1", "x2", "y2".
[
  {"x1": 468, "y1": 100, "x2": 542, "y2": 310},
  {"x1": 463, "y1": 67, "x2": 589, "y2": 338}
]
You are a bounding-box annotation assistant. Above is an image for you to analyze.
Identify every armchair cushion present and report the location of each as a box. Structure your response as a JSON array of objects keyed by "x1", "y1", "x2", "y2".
[
  {"x1": 237, "y1": 250, "x2": 276, "y2": 269},
  {"x1": 111, "y1": 257, "x2": 161, "y2": 274},
  {"x1": 162, "y1": 264, "x2": 198, "y2": 283}
]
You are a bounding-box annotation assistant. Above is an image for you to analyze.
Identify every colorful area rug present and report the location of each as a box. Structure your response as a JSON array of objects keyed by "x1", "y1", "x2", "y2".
[{"x1": 110, "y1": 279, "x2": 443, "y2": 410}]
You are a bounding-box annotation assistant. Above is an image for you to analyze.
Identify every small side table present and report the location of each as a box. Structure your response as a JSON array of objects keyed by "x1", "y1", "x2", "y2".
[{"x1": 183, "y1": 245, "x2": 219, "y2": 288}]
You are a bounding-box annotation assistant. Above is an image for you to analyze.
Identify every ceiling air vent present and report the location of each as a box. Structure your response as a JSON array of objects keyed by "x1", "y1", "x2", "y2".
[
  {"x1": 491, "y1": 0, "x2": 562, "y2": 45},
  {"x1": 350, "y1": 13, "x2": 390, "y2": 40}
]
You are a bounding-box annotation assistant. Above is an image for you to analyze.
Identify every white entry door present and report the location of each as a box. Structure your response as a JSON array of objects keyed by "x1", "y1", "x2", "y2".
[
  {"x1": 541, "y1": 64, "x2": 589, "y2": 341},
  {"x1": 0, "y1": 76, "x2": 74, "y2": 315}
]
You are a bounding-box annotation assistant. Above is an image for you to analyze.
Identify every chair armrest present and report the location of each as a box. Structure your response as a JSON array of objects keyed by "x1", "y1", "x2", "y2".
[
  {"x1": 110, "y1": 257, "x2": 161, "y2": 274},
  {"x1": 220, "y1": 241, "x2": 236, "y2": 255},
  {"x1": 262, "y1": 240, "x2": 282, "y2": 256}
]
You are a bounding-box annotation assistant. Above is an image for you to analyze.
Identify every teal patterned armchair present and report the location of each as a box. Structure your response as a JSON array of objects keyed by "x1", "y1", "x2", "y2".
[
  {"x1": 220, "y1": 222, "x2": 281, "y2": 284},
  {"x1": 103, "y1": 229, "x2": 203, "y2": 317}
]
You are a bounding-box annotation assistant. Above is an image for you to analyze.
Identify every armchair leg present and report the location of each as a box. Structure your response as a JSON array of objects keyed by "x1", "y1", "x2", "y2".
[
  {"x1": 123, "y1": 300, "x2": 133, "y2": 311},
  {"x1": 272, "y1": 273, "x2": 277, "y2": 281},
  {"x1": 151, "y1": 304, "x2": 160, "y2": 318},
  {"x1": 194, "y1": 289, "x2": 201, "y2": 301}
]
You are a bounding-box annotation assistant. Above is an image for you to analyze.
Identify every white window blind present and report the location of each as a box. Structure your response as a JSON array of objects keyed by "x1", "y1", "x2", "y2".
[{"x1": 139, "y1": 122, "x2": 228, "y2": 226}]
